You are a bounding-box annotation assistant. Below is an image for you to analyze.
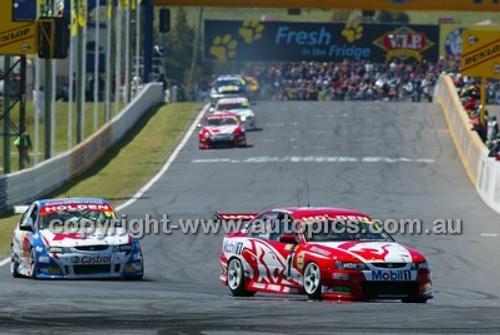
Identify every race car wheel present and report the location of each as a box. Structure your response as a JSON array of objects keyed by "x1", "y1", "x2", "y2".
[
  {"x1": 29, "y1": 248, "x2": 38, "y2": 279},
  {"x1": 304, "y1": 262, "x2": 322, "y2": 300},
  {"x1": 125, "y1": 271, "x2": 144, "y2": 281},
  {"x1": 125, "y1": 252, "x2": 144, "y2": 280},
  {"x1": 227, "y1": 258, "x2": 255, "y2": 297},
  {"x1": 10, "y1": 253, "x2": 20, "y2": 278}
]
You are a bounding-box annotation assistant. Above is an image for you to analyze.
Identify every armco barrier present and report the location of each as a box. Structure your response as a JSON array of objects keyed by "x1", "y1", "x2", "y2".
[
  {"x1": 1, "y1": 83, "x2": 163, "y2": 211},
  {"x1": 437, "y1": 74, "x2": 500, "y2": 214}
]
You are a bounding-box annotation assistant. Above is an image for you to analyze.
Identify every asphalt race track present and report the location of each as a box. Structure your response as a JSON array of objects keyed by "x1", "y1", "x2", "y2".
[{"x1": 1, "y1": 101, "x2": 500, "y2": 334}]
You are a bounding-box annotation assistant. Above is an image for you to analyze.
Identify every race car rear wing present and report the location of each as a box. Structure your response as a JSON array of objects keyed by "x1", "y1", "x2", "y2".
[{"x1": 214, "y1": 213, "x2": 258, "y2": 223}]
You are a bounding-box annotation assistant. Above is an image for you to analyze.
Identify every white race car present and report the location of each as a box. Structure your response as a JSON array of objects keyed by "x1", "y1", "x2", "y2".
[
  {"x1": 10, "y1": 198, "x2": 143, "y2": 279},
  {"x1": 210, "y1": 75, "x2": 249, "y2": 102},
  {"x1": 214, "y1": 97, "x2": 256, "y2": 130}
]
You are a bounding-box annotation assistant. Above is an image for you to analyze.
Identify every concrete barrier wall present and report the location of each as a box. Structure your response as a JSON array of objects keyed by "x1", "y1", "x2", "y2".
[
  {"x1": 478, "y1": 150, "x2": 500, "y2": 213},
  {"x1": 1, "y1": 83, "x2": 163, "y2": 211},
  {"x1": 437, "y1": 74, "x2": 500, "y2": 214}
]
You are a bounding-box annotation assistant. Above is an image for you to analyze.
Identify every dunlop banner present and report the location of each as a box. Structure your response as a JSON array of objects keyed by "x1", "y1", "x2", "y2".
[
  {"x1": 204, "y1": 20, "x2": 439, "y2": 63},
  {"x1": 0, "y1": 0, "x2": 37, "y2": 55},
  {"x1": 440, "y1": 24, "x2": 500, "y2": 61},
  {"x1": 461, "y1": 30, "x2": 500, "y2": 79}
]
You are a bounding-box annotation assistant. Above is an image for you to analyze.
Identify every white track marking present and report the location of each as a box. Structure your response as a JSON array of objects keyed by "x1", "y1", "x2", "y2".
[
  {"x1": 192, "y1": 156, "x2": 436, "y2": 164},
  {"x1": 115, "y1": 103, "x2": 208, "y2": 212},
  {"x1": 0, "y1": 257, "x2": 9, "y2": 267},
  {"x1": 480, "y1": 233, "x2": 498, "y2": 237},
  {"x1": 0, "y1": 104, "x2": 209, "y2": 268},
  {"x1": 14, "y1": 205, "x2": 29, "y2": 214}
]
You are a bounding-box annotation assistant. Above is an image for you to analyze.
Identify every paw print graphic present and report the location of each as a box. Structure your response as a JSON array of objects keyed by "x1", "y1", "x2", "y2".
[
  {"x1": 210, "y1": 34, "x2": 238, "y2": 61},
  {"x1": 342, "y1": 22, "x2": 363, "y2": 43},
  {"x1": 238, "y1": 21, "x2": 265, "y2": 44}
]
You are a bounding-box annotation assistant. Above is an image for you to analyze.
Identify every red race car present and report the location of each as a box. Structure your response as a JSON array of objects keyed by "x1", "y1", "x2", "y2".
[
  {"x1": 219, "y1": 207, "x2": 432, "y2": 302},
  {"x1": 198, "y1": 113, "x2": 247, "y2": 149}
]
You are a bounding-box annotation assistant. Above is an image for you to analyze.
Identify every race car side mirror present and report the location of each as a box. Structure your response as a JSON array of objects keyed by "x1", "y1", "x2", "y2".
[
  {"x1": 20, "y1": 217, "x2": 34, "y2": 231},
  {"x1": 197, "y1": 123, "x2": 202, "y2": 128},
  {"x1": 208, "y1": 107, "x2": 215, "y2": 113},
  {"x1": 279, "y1": 234, "x2": 298, "y2": 244}
]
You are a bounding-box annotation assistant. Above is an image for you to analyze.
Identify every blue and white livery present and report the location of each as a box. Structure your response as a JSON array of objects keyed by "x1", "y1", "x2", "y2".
[
  {"x1": 10, "y1": 198, "x2": 143, "y2": 279},
  {"x1": 215, "y1": 97, "x2": 257, "y2": 130}
]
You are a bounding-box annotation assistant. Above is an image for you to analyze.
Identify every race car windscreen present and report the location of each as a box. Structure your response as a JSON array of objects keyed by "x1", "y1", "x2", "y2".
[
  {"x1": 214, "y1": 79, "x2": 244, "y2": 89},
  {"x1": 304, "y1": 220, "x2": 394, "y2": 242},
  {"x1": 216, "y1": 102, "x2": 249, "y2": 111},
  {"x1": 206, "y1": 117, "x2": 238, "y2": 126},
  {"x1": 39, "y1": 208, "x2": 118, "y2": 230}
]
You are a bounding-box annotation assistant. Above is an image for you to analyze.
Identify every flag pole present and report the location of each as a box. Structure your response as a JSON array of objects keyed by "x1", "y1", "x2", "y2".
[
  {"x1": 135, "y1": 0, "x2": 141, "y2": 97},
  {"x1": 114, "y1": 0, "x2": 123, "y2": 116},
  {"x1": 94, "y1": 0, "x2": 100, "y2": 131}
]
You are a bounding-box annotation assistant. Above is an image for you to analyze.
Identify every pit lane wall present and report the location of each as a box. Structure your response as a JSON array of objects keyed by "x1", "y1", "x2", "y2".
[
  {"x1": 436, "y1": 75, "x2": 500, "y2": 214},
  {"x1": 0, "y1": 83, "x2": 164, "y2": 211}
]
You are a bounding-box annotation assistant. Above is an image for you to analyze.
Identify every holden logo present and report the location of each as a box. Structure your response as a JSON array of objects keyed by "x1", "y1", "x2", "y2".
[
  {"x1": 467, "y1": 35, "x2": 479, "y2": 46},
  {"x1": 494, "y1": 64, "x2": 500, "y2": 74},
  {"x1": 21, "y1": 43, "x2": 30, "y2": 51},
  {"x1": 373, "y1": 26, "x2": 435, "y2": 61}
]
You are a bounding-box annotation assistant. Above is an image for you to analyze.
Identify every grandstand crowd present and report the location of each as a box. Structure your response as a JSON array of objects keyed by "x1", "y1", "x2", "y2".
[{"x1": 244, "y1": 60, "x2": 446, "y2": 102}]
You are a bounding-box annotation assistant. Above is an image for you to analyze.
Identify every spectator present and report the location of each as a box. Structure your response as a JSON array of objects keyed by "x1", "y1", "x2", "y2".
[
  {"x1": 487, "y1": 116, "x2": 499, "y2": 141},
  {"x1": 472, "y1": 122, "x2": 487, "y2": 143}
]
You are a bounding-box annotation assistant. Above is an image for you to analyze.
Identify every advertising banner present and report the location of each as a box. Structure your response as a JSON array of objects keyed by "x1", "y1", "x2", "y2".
[
  {"x1": 0, "y1": 0, "x2": 37, "y2": 55},
  {"x1": 440, "y1": 24, "x2": 500, "y2": 62},
  {"x1": 460, "y1": 30, "x2": 500, "y2": 79},
  {"x1": 204, "y1": 20, "x2": 439, "y2": 63}
]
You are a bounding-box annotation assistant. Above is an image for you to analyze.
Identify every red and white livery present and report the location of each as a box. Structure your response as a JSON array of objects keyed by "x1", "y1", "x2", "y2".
[
  {"x1": 219, "y1": 207, "x2": 432, "y2": 302},
  {"x1": 198, "y1": 113, "x2": 247, "y2": 149}
]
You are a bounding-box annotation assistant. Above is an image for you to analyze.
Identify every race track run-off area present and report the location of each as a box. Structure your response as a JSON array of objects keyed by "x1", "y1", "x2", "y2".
[{"x1": 1, "y1": 101, "x2": 500, "y2": 334}]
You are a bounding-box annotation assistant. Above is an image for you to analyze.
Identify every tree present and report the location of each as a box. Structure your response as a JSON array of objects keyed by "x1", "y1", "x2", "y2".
[
  {"x1": 329, "y1": 9, "x2": 353, "y2": 22},
  {"x1": 375, "y1": 10, "x2": 410, "y2": 24},
  {"x1": 391, "y1": 11, "x2": 410, "y2": 24},
  {"x1": 164, "y1": 7, "x2": 195, "y2": 99}
]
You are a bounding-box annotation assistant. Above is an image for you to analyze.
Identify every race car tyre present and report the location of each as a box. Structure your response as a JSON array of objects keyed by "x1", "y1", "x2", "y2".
[
  {"x1": 10, "y1": 253, "x2": 20, "y2": 278},
  {"x1": 227, "y1": 258, "x2": 255, "y2": 297},
  {"x1": 125, "y1": 271, "x2": 144, "y2": 281},
  {"x1": 29, "y1": 248, "x2": 38, "y2": 279},
  {"x1": 125, "y1": 252, "x2": 144, "y2": 280},
  {"x1": 304, "y1": 262, "x2": 322, "y2": 300}
]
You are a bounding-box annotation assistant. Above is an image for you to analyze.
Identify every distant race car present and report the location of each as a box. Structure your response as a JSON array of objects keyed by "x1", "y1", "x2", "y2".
[
  {"x1": 198, "y1": 113, "x2": 247, "y2": 149},
  {"x1": 214, "y1": 97, "x2": 256, "y2": 130},
  {"x1": 210, "y1": 75, "x2": 249, "y2": 103},
  {"x1": 219, "y1": 207, "x2": 433, "y2": 302},
  {"x1": 10, "y1": 198, "x2": 143, "y2": 279}
]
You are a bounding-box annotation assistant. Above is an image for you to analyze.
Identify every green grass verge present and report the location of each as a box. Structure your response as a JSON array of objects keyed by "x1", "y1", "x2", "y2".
[
  {"x1": 0, "y1": 102, "x2": 201, "y2": 257},
  {"x1": 0, "y1": 101, "x2": 126, "y2": 173}
]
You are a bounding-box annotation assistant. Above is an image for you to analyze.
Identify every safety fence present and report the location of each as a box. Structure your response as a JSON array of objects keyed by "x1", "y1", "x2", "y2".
[
  {"x1": 0, "y1": 83, "x2": 164, "y2": 211},
  {"x1": 437, "y1": 74, "x2": 500, "y2": 214}
]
